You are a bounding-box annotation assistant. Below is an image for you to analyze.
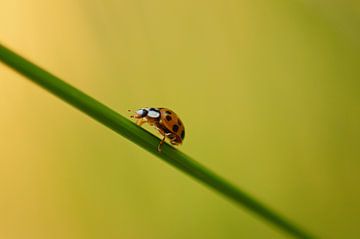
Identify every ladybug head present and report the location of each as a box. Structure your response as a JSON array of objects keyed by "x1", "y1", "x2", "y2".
[
  {"x1": 132, "y1": 108, "x2": 160, "y2": 119},
  {"x1": 132, "y1": 108, "x2": 148, "y2": 118}
]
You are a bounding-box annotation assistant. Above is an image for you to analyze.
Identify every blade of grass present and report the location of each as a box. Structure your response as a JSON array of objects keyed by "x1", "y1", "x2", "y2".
[{"x1": 0, "y1": 43, "x2": 315, "y2": 239}]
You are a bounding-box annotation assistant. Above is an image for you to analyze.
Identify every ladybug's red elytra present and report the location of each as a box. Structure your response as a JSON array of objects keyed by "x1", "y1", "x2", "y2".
[{"x1": 130, "y1": 107, "x2": 185, "y2": 152}]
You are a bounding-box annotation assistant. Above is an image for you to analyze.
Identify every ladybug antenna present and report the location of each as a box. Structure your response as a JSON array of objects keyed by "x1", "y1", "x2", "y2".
[{"x1": 128, "y1": 109, "x2": 135, "y2": 118}]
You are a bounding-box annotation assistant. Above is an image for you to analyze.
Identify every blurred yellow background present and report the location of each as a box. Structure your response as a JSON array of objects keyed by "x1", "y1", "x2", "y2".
[{"x1": 1, "y1": 0, "x2": 359, "y2": 238}]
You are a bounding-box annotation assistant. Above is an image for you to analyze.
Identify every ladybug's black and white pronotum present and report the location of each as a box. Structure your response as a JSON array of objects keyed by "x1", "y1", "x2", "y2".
[{"x1": 130, "y1": 107, "x2": 185, "y2": 152}]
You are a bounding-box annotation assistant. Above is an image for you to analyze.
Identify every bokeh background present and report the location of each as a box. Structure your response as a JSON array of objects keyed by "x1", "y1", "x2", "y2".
[{"x1": 1, "y1": 0, "x2": 359, "y2": 238}]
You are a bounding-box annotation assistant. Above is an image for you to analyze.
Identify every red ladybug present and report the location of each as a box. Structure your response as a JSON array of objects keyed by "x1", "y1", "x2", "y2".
[{"x1": 130, "y1": 107, "x2": 185, "y2": 152}]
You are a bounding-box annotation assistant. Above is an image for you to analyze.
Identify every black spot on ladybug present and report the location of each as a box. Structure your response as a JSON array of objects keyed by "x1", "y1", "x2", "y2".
[
  {"x1": 163, "y1": 127, "x2": 171, "y2": 134},
  {"x1": 166, "y1": 110, "x2": 172, "y2": 114},
  {"x1": 166, "y1": 115, "x2": 172, "y2": 121},
  {"x1": 172, "y1": 124, "x2": 179, "y2": 132},
  {"x1": 178, "y1": 119, "x2": 182, "y2": 126},
  {"x1": 181, "y1": 130, "x2": 185, "y2": 139}
]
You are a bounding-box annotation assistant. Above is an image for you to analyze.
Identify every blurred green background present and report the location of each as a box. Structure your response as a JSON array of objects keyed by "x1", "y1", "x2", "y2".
[{"x1": 1, "y1": 0, "x2": 359, "y2": 238}]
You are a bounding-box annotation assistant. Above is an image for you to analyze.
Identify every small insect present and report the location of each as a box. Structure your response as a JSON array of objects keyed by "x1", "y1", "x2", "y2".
[{"x1": 129, "y1": 107, "x2": 185, "y2": 152}]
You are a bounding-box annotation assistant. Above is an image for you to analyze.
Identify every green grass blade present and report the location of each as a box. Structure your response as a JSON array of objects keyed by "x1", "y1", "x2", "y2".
[{"x1": 0, "y1": 43, "x2": 316, "y2": 239}]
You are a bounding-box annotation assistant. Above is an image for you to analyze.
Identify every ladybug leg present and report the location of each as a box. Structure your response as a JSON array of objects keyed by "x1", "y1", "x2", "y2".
[
  {"x1": 168, "y1": 133, "x2": 179, "y2": 145},
  {"x1": 158, "y1": 135, "x2": 166, "y2": 152},
  {"x1": 135, "y1": 118, "x2": 146, "y2": 126}
]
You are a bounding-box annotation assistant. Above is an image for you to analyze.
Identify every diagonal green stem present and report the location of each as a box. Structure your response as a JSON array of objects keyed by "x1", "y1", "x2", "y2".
[{"x1": 0, "y1": 43, "x2": 315, "y2": 239}]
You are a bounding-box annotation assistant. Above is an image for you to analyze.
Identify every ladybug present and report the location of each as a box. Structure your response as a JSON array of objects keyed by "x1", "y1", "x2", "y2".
[{"x1": 130, "y1": 107, "x2": 185, "y2": 152}]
